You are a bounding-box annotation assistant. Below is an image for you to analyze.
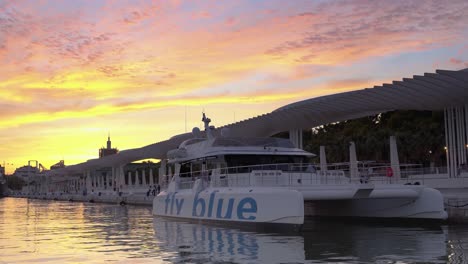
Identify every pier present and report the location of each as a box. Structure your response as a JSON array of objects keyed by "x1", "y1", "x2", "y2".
[{"x1": 9, "y1": 167, "x2": 468, "y2": 223}]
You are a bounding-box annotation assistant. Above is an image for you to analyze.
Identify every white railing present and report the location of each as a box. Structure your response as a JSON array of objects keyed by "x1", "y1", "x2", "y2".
[
  {"x1": 160, "y1": 163, "x2": 392, "y2": 190},
  {"x1": 159, "y1": 163, "x2": 468, "y2": 191}
]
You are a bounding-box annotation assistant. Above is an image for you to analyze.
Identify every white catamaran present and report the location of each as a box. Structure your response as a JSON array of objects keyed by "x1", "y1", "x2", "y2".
[{"x1": 152, "y1": 114, "x2": 447, "y2": 228}]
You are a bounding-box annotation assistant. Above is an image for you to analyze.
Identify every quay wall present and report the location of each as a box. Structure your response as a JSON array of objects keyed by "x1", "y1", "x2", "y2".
[
  {"x1": 11, "y1": 188, "x2": 468, "y2": 224},
  {"x1": 445, "y1": 198, "x2": 468, "y2": 223},
  {"x1": 12, "y1": 192, "x2": 154, "y2": 206},
  {"x1": 439, "y1": 188, "x2": 468, "y2": 224}
]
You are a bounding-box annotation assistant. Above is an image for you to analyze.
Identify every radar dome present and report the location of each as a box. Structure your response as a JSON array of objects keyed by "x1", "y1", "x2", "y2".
[{"x1": 192, "y1": 127, "x2": 201, "y2": 137}]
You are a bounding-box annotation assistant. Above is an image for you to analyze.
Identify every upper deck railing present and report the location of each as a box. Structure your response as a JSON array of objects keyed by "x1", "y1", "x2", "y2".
[{"x1": 159, "y1": 163, "x2": 433, "y2": 190}]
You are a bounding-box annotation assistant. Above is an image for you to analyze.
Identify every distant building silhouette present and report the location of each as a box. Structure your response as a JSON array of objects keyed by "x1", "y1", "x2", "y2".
[
  {"x1": 99, "y1": 135, "x2": 118, "y2": 158},
  {"x1": 14, "y1": 164, "x2": 41, "y2": 180},
  {"x1": 50, "y1": 160, "x2": 65, "y2": 170}
]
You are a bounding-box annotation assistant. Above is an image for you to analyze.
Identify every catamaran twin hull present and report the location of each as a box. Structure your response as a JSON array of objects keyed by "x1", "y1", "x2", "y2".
[
  {"x1": 152, "y1": 180, "x2": 447, "y2": 228},
  {"x1": 302, "y1": 185, "x2": 448, "y2": 220}
]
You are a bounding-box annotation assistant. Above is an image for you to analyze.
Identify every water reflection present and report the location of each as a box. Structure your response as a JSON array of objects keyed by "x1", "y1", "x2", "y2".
[
  {"x1": 153, "y1": 217, "x2": 452, "y2": 263},
  {"x1": 302, "y1": 219, "x2": 448, "y2": 263},
  {"x1": 0, "y1": 198, "x2": 166, "y2": 263},
  {"x1": 153, "y1": 218, "x2": 304, "y2": 263},
  {"x1": 1, "y1": 198, "x2": 467, "y2": 264}
]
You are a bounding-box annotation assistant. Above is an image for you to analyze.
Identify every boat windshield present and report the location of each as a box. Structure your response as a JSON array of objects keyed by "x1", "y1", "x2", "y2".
[{"x1": 224, "y1": 154, "x2": 309, "y2": 173}]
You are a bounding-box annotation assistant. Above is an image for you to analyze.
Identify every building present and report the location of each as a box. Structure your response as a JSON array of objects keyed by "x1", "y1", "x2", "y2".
[
  {"x1": 50, "y1": 160, "x2": 65, "y2": 170},
  {"x1": 99, "y1": 135, "x2": 118, "y2": 158},
  {"x1": 14, "y1": 165, "x2": 41, "y2": 181}
]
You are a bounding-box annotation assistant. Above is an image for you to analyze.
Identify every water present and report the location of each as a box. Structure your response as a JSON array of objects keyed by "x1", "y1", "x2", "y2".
[{"x1": 1, "y1": 198, "x2": 467, "y2": 264}]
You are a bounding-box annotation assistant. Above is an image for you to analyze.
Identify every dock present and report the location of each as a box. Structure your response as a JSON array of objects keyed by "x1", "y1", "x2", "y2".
[{"x1": 10, "y1": 186, "x2": 468, "y2": 223}]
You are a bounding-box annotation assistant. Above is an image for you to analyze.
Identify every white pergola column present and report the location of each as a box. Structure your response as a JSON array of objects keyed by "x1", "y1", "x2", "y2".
[
  {"x1": 109, "y1": 169, "x2": 114, "y2": 189},
  {"x1": 159, "y1": 160, "x2": 167, "y2": 187},
  {"x1": 94, "y1": 174, "x2": 98, "y2": 189},
  {"x1": 127, "y1": 171, "x2": 132, "y2": 187},
  {"x1": 459, "y1": 106, "x2": 467, "y2": 164},
  {"x1": 149, "y1": 168, "x2": 154, "y2": 186},
  {"x1": 142, "y1": 169, "x2": 147, "y2": 186},
  {"x1": 289, "y1": 129, "x2": 303, "y2": 149},
  {"x1": 135, "y1": 171, "x2": 140, "y2": 186},
  {"x1": 445, "y1": 106, "x2": 468, "y2": 177},
  {"x1": 466, "y1": 104, "x2": 468, "y2": 159},
  {"x1": 319, "y1": 146, "x2": 327, "y2": 172},
  {"x1": 115, "y1": 167, "x2": 119, "y2": 188},
  {"x1": 349, "y1": 141, "x2": 358, "y2": 180},
  {"x1": 389, "y1": 136, "x2": 401, "y2": 181},
  {"x1": 99, "y1": 174, "x2": 103, "y2": 189},
  {"x1": 86, "y1": 171, "x2": 92, "y2": 191},
  {"x1": 119, "y1": 166, "x2": 125, "y2": 189}
]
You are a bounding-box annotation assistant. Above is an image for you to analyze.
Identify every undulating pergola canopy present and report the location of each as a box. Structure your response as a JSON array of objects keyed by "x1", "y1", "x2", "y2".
[{"x1": 48, "y1": 68, "x2": 468, "y2": 175}]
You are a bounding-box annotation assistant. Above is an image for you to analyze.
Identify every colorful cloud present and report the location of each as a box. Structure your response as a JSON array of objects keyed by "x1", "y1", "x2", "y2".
[{"x1": 0, "y1": 0, "x2": 467, "y2": 173}]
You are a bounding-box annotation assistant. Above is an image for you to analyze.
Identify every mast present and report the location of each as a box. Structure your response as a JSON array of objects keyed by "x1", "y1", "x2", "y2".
[{"x1": 202, "y1": 113, "x2": 214, "y2": 139}]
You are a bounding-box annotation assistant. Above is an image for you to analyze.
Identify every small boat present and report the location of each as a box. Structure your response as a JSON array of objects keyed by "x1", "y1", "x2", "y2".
[{"x1": 152, "y1": 114, "x2": 447, "y2": 228}]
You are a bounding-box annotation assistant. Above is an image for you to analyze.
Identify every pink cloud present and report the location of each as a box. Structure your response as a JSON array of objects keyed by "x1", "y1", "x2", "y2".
[
  {"x1": 450, "y1": 58, "x2": 465, "y2": 65},
  {"x1": 265, "y1": 0, "x2": 468, "y2": 64},
  {"x1": 448, "y1": 57, "x2": 468, "y2": 69},
  {"x1": 193, "y1": 11, "x2": 211, "y2": 19},
  {"x1": 224, "y1": 17, "x2": 236, "y2": 26}
]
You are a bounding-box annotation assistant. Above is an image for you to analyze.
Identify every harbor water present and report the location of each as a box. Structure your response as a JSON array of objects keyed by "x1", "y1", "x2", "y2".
[{"x1": 1, "y1": 198, "x2": 467, "y2": 264}]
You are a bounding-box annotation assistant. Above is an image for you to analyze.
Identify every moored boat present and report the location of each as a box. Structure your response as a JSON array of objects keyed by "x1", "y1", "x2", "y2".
[{"x1": 153, "y1": 114, "x2": 447, "y2": 228}]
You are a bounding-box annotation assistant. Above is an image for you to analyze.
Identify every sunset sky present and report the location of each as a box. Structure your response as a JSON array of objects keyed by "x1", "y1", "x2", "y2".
[{"x1": 1, "y1": 0, "x2": 467, "y2": 174}]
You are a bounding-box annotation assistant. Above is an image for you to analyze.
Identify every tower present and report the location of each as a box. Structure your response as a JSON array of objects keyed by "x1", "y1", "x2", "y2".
[
  {"x1": 107, "y1": 133, "x2": 111, "y2": 149},
  {"x1": 99, "y1": 133, "x2": 118, "y2": 158}
]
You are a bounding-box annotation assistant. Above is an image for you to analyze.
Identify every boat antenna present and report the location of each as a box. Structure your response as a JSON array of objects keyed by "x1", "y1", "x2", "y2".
[{"x1": 202, "y1": 112, "x2": 213, "y2": 139}]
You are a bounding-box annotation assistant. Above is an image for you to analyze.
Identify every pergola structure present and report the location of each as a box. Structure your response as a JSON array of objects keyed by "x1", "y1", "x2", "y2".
[{"x1": 49, "y1": 68, "x2": 468, "y2": 178}]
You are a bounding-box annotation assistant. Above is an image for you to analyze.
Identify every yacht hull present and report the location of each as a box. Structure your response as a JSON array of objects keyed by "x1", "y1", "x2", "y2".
[
  {"x1": 153, "y1": 187, "x2": 304, "y2": 226},
  {"x1": 303, "y1": 187, "x2": 447, "y2": 220}
]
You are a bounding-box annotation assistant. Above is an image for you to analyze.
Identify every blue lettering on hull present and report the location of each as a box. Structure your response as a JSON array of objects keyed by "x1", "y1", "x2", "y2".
[{"x1": 163, "y1": 191, "x2": 257, "y2": 221}]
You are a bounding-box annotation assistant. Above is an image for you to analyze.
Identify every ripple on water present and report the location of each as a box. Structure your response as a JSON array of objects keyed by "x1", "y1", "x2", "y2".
[{"x1": 1, "y1": 197, "x2": 468, "y2": 263}]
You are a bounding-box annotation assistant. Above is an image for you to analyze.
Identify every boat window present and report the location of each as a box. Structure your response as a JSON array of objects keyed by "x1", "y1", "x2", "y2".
[
  {"x1": 191, "y1": 163, "x2": 201, "y2": 177},
  {"x1": 212, "y1": 137, "x2": 295, "y2": 148},
  {"x1": 178, "y1": 158, "x2": 221, "y2": 178},
  {"x1": 180, "y1": 163, "x2": 191, "y2": 177},
  {"x1": 224, "y1": 155, "x2": 308, "y2": 173}
]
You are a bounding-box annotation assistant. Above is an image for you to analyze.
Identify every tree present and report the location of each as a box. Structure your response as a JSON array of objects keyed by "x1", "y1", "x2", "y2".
[{"x1": 299, "y1": 110, "x2": 445, "y2": 166}]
